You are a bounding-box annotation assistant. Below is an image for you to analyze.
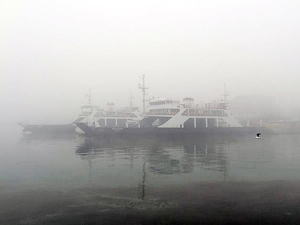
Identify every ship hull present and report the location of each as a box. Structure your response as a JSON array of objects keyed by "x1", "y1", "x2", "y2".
[
  {"x1": 21, "y1": 124, "x2": 76, "y2": 133},
  {"x1": 76, "y1": 122, "x2": 272, "y2": 138}
]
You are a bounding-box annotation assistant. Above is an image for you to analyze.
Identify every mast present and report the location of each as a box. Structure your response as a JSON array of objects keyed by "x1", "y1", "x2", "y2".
[
  {"x1": 223, "y1": 84, "x2": 229, "y2": 102},
  {"x1": 222, "y1": 84, "x2": 229, "y2": 110},
  {"x1": 138, "y1": 74, "x2": 149, "y2": 115},
  {"x1": 85, "y1": 88, "x2": 92, "y2": 105},
  {"x1": 129, "y1": 91, "x2": 134, "y2": 107},
  {"x1": 88, "y1": 88, "x2": 91, "y2": 105}
]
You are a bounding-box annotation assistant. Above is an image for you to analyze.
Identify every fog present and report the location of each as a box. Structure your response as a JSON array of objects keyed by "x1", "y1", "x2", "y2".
[{"x1": 1, "y1": 0, "x2": 300, "y2": 124}]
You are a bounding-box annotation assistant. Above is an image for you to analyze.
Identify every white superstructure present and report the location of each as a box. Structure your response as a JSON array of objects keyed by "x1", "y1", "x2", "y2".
[
  {"x1": 94, "y1": 105, "x2": 142, "y2": 128},
  {"x1": 76, "y1": 90, "x2": 143, "y2": 133},
  {"x1": 140, "y1": 97, "x2": 242, "y2": 128}
]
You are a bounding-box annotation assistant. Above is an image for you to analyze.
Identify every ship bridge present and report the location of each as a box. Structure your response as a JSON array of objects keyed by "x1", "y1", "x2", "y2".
[{"x1": 147, "y1": 98, "x2": 181, "y2": 116}]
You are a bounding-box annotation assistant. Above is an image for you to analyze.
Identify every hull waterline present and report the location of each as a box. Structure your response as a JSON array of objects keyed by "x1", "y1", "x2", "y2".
[{"x1": 76, "y1": 122, "x2": 272, "y2": 138}]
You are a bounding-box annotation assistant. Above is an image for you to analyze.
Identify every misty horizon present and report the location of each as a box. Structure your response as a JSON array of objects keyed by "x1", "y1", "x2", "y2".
[{"x1": 1, "y1": 0, "x2": 300, "y2": 124}]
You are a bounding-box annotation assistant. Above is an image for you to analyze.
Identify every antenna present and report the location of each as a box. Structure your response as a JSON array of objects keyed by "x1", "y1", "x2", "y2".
[
  {"x1": 138, "y1": 74, "x2": 149, "y2": 115},
  {"x1": 85, "y1": 88, "x2": 92, "y2": 105},
  {"x1": 129, "y1": 90, "x2": 134, "y2": 107},
  {"x1": 223, "y1": 84, "x2": 229, "y2": 102}
]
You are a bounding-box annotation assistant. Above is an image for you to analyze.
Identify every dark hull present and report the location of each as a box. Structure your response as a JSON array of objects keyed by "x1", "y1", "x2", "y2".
[
  {"x1": 21, "y1": 124, "x2": 76, "y2": 133},
  {"x1": 19, "y1": 117, "x2": 85, "y2": 134},
  {"x1": 76, "y1": 122, "x2": 272, "y2": 138}
]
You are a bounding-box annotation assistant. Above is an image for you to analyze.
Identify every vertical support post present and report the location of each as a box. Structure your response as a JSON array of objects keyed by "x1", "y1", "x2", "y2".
[
  {"x1": 194, "y1": 118, "x2": 196, "y2": 128},
  {"x1": 129, "y1": 91, "x2": 134, "y2": 107},
  {"x1": 139, "y1": 74, "x2": 149, "y2": 116},
  {"x1": 205, "y1": 118, "x2": 208, "y2": 128},
  {"x1": 216, "y1": 118, "x2": 219, "y2": 127},
  {"x1": 85, "y1": 88, "x2": 91, "y2": 105}
]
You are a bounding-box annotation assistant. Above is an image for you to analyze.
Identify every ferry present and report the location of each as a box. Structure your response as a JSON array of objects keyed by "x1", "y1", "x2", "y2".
[
  {"x1": 75, "y1": 76, "x2": 268, "y2": 137},
  {"x1": 76, "y1": 97, "x2": 266, "y2": 137}
]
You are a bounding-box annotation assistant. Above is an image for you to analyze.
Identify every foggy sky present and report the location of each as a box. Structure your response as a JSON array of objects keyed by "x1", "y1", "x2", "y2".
[{"x1": 1, "y1": 0, "x2": 300, "y2": 123}]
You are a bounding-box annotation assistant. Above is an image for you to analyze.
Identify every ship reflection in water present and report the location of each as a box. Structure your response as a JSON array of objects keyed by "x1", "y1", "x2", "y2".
[
  {"x1": 75, "y1": 136, "x2": 241, "y2": 199},
  {"x1": 71, "y1": 134, "x2": 300, "y2": 224}
]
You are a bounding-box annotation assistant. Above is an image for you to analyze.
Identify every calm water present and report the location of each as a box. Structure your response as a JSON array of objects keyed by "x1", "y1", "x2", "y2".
[{"x1": 1, "y1": 124, "x2": 300, "y2": 224}]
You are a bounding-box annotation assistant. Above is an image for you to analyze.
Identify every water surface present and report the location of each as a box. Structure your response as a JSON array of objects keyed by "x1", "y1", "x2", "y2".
[{"x1": 1, "y1": 124, "x2": 300, "y2": 224}]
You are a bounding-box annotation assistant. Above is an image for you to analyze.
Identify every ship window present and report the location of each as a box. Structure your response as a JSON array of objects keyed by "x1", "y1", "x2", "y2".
[
  {"x1": 107, "y1": 119, "x2": 116, "y2": 127},
  {"x1": 207, "y1": 118, "x2": 216, "y2": 127},
  {"x1": 196, "y1": 118, "x2": 206, "y2": 128},
  {"x1": 117, "y1": 119, "x2": 127, "y2": 128},
  {"x1": 98, "y1": 119, "x2": 105, "y2": 127}
]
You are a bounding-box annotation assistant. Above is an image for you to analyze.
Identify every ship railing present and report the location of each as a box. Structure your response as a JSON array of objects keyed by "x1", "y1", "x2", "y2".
[
  {"x1": 146, "y1": 112, "x2": 176, "y2": 116},
  {"x1": 181, "y1": 112, "x2": 228, "y2": 117},
  {"x1": 98, "y1": 113, "x2": 138, "y2": 118},
  {"x1": 145, "y1": 112, "x2": 229, "y2": 117}
]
